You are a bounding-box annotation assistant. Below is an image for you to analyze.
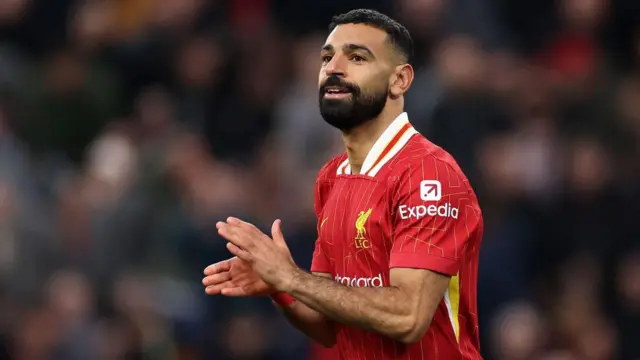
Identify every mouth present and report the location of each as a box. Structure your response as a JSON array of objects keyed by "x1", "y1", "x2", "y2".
[{"x1": 323, "y1": 86, "x2": 353, "y2": 99}]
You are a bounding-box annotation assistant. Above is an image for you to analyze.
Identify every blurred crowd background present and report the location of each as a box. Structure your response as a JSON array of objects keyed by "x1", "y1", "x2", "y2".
[{"x1": 0, "y1": 0, "x2": 638, "y2": 359}]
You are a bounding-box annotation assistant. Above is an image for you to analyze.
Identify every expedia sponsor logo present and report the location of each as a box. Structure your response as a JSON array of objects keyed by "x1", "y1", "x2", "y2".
[{"x1": 398, "y1": 203, "x2": 459, "y2": 220}]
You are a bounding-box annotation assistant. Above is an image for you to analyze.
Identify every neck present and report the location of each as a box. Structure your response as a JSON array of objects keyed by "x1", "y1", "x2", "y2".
[{"x1": 342, "y1": 104, "x2": 403, "y2": 175}]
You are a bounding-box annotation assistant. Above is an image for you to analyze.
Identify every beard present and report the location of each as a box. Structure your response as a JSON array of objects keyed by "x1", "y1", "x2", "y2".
[{"x1": 318, "y1": 76, "x2": 388, "y2": 131}]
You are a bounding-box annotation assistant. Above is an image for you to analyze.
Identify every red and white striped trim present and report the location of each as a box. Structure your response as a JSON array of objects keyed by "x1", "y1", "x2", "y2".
[{"x1": 336, "y1": 112, "x2": 416, "y2": 177}]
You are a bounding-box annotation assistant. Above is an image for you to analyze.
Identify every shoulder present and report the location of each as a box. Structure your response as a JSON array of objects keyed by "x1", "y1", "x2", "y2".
[
  {"x1": 313, "y1": 153, "x2": 347, "y2": 212},
  {"x1": 387, "y1": 134, "x2": 476, "y2": 198},
  {"x1": 316, "y1": 153, "x2": 347, "y2": 184},
  {"x1": 391, "y1": 135, "x2": 467, "y2": 178}
]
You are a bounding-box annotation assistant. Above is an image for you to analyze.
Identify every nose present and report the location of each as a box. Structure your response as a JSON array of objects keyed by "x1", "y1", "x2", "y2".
[{"x1": 324, "y1": 54, "x2": 346, "y2": 77}]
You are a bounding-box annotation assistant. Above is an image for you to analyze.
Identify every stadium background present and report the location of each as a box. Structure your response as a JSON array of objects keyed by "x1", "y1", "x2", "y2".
[{"x1": 0, "y1": 0, "x2": 638, "y2": 359}]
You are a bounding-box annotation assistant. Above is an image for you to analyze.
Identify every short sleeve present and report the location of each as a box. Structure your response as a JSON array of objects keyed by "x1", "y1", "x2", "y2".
[
  {"x1": 310, "y1": 239, "x2": 331, "y2": 273},
  {"x1": 310, "y1": 172, "x2": 332, "y2": 274},
  {"x1": 389, "y1": 158, "x2": 481, "y2": 276}
]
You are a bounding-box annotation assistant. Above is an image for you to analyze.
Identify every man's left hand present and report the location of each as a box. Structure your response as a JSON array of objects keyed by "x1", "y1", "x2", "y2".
[{"x1": 217, "y1": 217, "x2": 299, "y2": 292}]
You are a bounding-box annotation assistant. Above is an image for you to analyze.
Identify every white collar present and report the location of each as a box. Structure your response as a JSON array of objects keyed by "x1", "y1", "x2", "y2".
[{"x1": 336, "y1": 112, "x2": 417, "y2": 177}]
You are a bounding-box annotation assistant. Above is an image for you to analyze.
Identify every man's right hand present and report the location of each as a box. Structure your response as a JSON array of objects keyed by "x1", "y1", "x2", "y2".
[{"x1": 202, "y1": 257, "x2": 273, "y2": 297}]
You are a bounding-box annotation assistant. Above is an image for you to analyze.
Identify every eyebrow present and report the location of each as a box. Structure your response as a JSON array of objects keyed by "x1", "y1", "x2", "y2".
[{"x1": 321, "y1": 43, "x2": 376, "y2": 59}]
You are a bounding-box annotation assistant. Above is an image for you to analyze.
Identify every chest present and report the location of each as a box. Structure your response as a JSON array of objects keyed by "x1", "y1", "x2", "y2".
[{"x1": 317, "y1": 177, "x2": 394, "y2": 273}]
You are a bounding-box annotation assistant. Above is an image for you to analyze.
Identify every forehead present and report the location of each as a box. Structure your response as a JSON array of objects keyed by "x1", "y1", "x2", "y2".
[{"x1": 324, "y1": 23, "x2": 389, "y2": 54}]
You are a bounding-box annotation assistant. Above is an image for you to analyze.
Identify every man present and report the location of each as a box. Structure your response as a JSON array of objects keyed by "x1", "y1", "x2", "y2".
[{"x1": 202, "y1": 9, "x2": 484, "y2": 360}]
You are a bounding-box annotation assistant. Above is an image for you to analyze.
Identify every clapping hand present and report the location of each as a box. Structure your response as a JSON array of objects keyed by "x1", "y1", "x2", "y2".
[{"x1": 203, "y1": 218, "x2": 299, "y2": 295}]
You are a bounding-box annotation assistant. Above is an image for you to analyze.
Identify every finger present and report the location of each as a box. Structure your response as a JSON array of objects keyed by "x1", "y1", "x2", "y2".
[
  {"x1": 217, "y1": 221, "x2": 240, "y2": 233},
  {"x1": 202, "y1": 272, "x2": 231, "y2": 287},
  {"x1": 228, "y1": 217, "x2": 262, "y2": 232},
  {"x1": 226, "y1": 242, "x2": 252, "y2": 262},
  {"x1": 218, "y1": 224, "x2": 252, "y2": 249},
  {"x1": 227, "y1": 217, "x2": 255, "y2": 229},
  {"x1": 203, "y1": 258, "x2": 233, "y2": 275},
  {"x1": 220, "y1": 287, "x2": 250, "y2": 297},
  {"x1": 205, "y1": 282, "x2": 233, "y2": 295},
  {"x1": 228, "y1": 218, "x2": 270, "y2": 247},
  {"x1": 271, "y1": 219, "x2": 289, "y2": 249}
]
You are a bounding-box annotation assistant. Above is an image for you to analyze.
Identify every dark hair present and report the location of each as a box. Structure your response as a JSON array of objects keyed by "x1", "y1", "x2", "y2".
[{"x1": 329, "y1": 9, "x2": 414, "y2": 64}]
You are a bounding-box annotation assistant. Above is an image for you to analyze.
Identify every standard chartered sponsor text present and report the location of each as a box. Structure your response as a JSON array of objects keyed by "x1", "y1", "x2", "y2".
[
  {"x1": 335, "y1": 273, "x2": 383, "y2": 287},
  {"x1": 398, "y1": 202, "x2": 459, "y2": 220}
]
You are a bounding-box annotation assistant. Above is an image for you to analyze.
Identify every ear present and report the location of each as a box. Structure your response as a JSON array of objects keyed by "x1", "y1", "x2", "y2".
[{"x1": 389, "y1": 64, "x2": 414, "y2": 99}]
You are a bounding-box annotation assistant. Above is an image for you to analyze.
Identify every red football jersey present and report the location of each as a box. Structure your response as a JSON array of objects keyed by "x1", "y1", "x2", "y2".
[{"x1": 310, "y1": 113, "x2": 483, "y2": 360}]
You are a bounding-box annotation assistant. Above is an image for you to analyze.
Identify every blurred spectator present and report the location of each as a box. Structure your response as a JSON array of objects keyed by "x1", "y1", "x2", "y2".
[{"x1": 18, "y1": 45, "x2": 120, "y2": 164}]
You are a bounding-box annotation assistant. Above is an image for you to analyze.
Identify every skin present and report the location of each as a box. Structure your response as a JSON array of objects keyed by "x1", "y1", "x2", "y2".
[
  {"x1": 202, "y1": 23, "x2": 452, "y2": 346},
  {"x1": 320, "y1": 23, "x2": 413, "y2": 174}
]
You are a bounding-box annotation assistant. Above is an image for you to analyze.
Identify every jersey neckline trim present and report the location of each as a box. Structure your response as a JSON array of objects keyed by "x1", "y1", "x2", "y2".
[{"x1": 336, "y1": 112, "x2": 418, "y2": 178}]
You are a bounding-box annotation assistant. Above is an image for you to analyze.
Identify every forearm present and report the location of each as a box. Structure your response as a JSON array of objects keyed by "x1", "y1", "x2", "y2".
[
  {"x1": 276, "y1": 300, "x2": 337, "y2": 348},
  {"x1": 286, "y1": 270, "x2": 415, "y2": 342}
]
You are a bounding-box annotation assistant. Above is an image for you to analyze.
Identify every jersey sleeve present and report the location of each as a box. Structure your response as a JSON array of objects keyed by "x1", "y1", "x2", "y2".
[
  {"x1": 389, "y1": 158, "x2": 481, "y2": 276},
  {"x1": 309, "y1": 165, "x2": 334, "y2": 274},
  {"x1": 310, "y1": 241, "x2": 331, "y2": 273}
]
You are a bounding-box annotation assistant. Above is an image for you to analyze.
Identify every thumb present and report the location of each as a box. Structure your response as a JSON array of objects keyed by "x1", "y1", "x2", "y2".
[{"x1": 271, "y1": 219, "x2": 288, "y2": 248}]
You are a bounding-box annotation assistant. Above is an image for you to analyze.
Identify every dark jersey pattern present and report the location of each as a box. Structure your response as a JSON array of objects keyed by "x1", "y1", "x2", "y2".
[{"x1": 310, "y1": 113, "x2": 484, "y2": 360}]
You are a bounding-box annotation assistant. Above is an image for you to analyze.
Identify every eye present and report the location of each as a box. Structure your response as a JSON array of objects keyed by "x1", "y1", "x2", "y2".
[
  {"x1": 350, "y1": 54, "x2": 366, "y2": 62},
  {"x1": 321, "y1": 55, "x2": 332, "y2": 63}
]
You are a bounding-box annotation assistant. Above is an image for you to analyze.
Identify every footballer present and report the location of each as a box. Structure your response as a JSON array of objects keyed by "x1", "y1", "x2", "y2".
[{"x1": 202, "y1": 9, "x2": 484, "y2": 360}]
